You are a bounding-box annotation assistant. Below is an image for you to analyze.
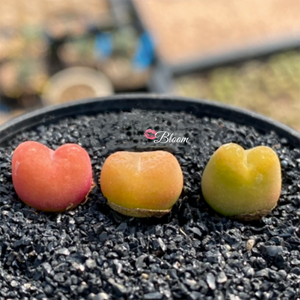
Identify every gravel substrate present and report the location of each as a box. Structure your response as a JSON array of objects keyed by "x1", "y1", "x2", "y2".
[{"x1": 0, "y1": 109, "x2": 300, "y2": 300}]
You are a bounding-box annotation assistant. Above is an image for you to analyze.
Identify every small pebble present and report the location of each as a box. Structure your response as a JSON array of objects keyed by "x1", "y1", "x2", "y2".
[
  {"x1": 217, "y1": 271, "x2": 227, "y2": 283},
  {"x1": 246, "y1": 239, "x2": 255, "y2": 251},
  {"x1": 206, "y1": 273, "x2": 216, "y2": 290},
  {"x1": 261, "y1": 245, "x2": 284, "y2": 257},
  {"x1": 144, "y1": 292, "x2": 163, "y2": 300}
]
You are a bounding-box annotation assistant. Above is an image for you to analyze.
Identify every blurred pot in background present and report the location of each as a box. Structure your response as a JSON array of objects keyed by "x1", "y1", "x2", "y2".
[
  {"x1": 0, "y1": 58, "x2": 48, "y2": 109},
  {"x1": 95, "y1": 27, "x2": 155, "y2": 91},
  {"x1": 57, "y1": 35, "x2": 99, "y2": 68},
  {"x1": 41, "y1": 67, "x2": 113, "y2": 106}
]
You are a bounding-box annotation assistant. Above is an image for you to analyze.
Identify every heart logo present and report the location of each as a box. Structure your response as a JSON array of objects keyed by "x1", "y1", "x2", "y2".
[
  {"x1": 12, "y1": 141, "x2": 94, "y2": 212},
  {"x1": 144, "y1": 129, "x2": 157, "y2": 140}
]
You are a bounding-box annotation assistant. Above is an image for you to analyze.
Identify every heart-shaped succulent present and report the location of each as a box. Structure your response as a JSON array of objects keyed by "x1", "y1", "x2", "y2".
[
  {"x1": 201, "y1": 143, "x2": 282, "y2": 221},
  {"x1": 100, "y1": 151, "x2": 184, "y2": 217},
  {"x1": 12, "y1": 141, "x2": 94, "y2": 212}
]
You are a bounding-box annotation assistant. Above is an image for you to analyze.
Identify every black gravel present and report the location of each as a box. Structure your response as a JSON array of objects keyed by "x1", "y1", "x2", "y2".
[{"x1": 0, "y1": 109, "x2": 300, "y2": 300}]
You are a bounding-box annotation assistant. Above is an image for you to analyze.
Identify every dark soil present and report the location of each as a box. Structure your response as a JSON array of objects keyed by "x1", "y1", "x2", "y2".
[{"x1": 0, "y1": 109, "x2": 300, "y2": 300}]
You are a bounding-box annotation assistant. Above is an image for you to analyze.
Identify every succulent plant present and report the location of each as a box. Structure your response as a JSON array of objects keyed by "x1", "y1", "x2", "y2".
[
  {"x1": 100, "y1": 151, "x2": 184, "y2": 217},
  {"x1": 201, "y1": 143, "x2": 282, "y2": 221},
  {"x1": 12, "y1": 141, "x2": 94, "y2": 212}
]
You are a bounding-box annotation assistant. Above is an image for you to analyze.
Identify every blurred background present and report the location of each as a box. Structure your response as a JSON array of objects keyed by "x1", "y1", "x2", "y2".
[{"x1": 0, "y1": 0, "x2": 299, "y2": 131}]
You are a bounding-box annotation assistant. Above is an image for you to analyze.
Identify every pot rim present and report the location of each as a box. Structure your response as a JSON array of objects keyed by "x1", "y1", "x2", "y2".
[{"x1": 0, "y1": 93, "x2": 299, "y2": 147}]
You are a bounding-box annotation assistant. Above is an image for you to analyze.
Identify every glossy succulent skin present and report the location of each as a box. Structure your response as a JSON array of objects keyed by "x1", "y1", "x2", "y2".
[
  {"x1": 201, "y1": 143, "x2": 282, "y2": 220},
  {"x1": 100, "y1": 151, "x2": 184, "y2": 217},
  {"x1": 12, "y1": 141, "x2": 94, "y2": 212}
]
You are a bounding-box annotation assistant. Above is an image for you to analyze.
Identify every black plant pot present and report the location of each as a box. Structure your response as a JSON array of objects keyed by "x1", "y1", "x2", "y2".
[
  {"x1": 0, "y1": 94, "x2": 299, "y2": 146},
  {"x1": 0, "y1": 94, "x2": 299, "y2": 299}
]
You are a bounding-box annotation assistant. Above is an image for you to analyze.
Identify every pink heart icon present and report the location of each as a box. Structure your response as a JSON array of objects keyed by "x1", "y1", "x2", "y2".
[{"x1": 144, "y1": 129, "x2": 157, "y2": 140}]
